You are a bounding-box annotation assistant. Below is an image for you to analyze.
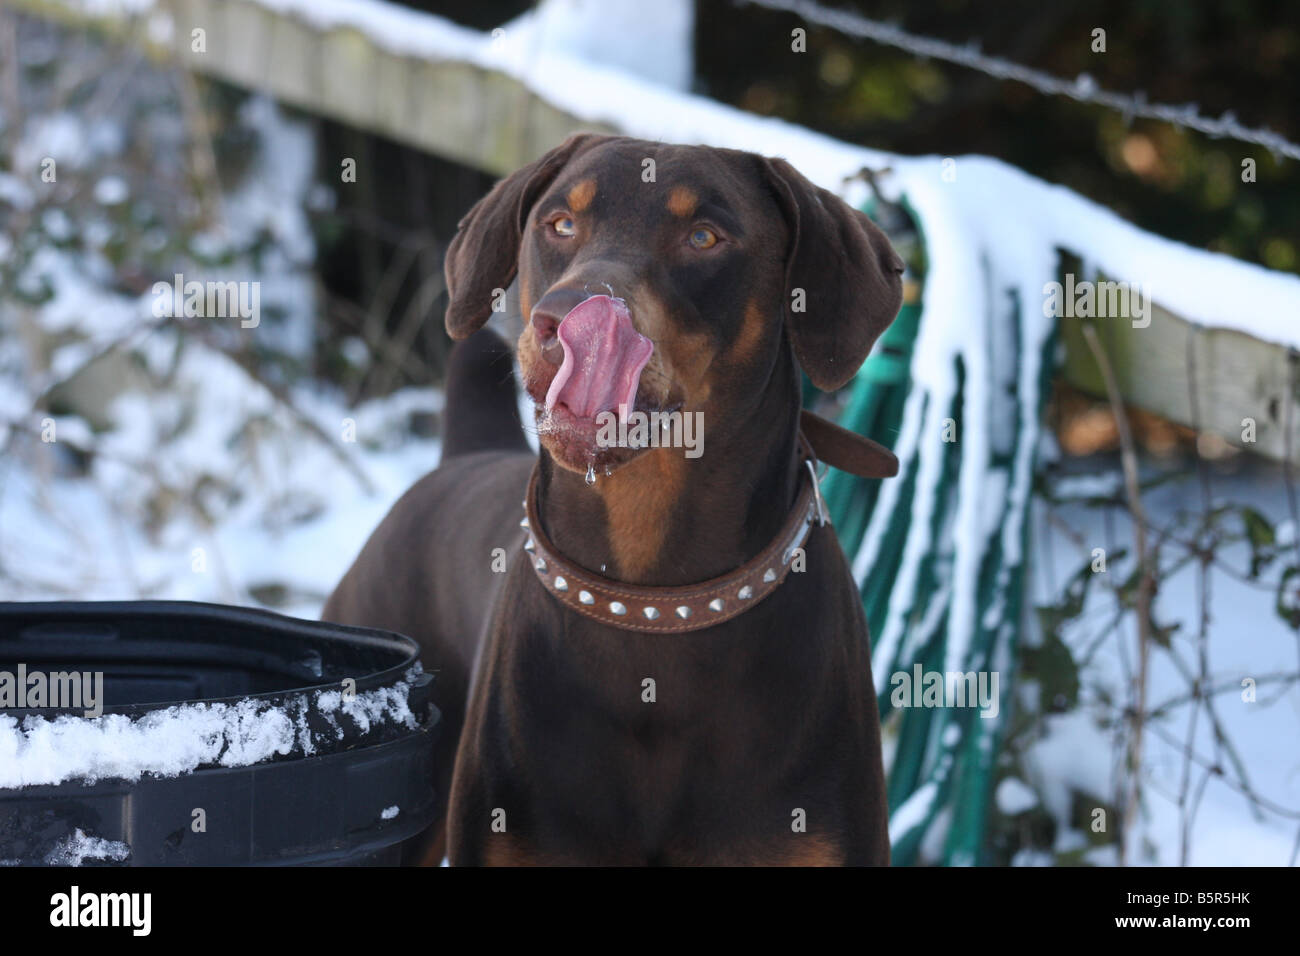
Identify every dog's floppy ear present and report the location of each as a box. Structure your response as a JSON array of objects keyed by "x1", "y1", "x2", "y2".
[
  {"x1": 762, "y1": 157, "x2": 905, "y2": 391},
  {"x1": 444, "y1": 133, "x2": 603, "y2": 340}
]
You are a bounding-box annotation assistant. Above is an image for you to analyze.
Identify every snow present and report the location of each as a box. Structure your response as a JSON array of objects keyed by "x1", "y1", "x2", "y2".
[
  {"x1": 0, "y1": 88, "x2": 442, "y2": 616},
  {"x1": 318, "y1": 683, "x2": 415, "y2": 736},
  {"x1": 888, "y1": 780, "x2": 939, "y2": 845},
  {"x1": 498, "y1": 0, "x2": 694, "y2": 92},
  {"x1": 1025, "y1": 475, "x2": 1300, "y2": 865},
  {"x1": 0, "y1": 172, "x2": 34, "y2": 211},
  {"x1": 1050, "y1": 473, "x2": 1124, "y2": 501},
  {"x1": 996, "y1": 777, "x2": 1039, "y2": 815},
  {"x1": 92, "y1": 175, "x2": 128, "y2": 205},
  {"x1": 14, "y1": 113, "x2": 88, "y2": 171},
  {"x1": 43, "y1": 828, "x2": 131, "y2": 866},
  {"x1": 0, "y1": 684, "x2": 415, "y2": 789},
  {"x1": 0, "y1": 379, "x2": 440, "y2": 614},
  {"x1": 63, "y1": 0, "x2": 154, "y2": 15}
]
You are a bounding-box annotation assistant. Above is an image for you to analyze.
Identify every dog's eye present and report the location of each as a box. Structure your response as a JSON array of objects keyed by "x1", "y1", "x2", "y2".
[
  {"x1": 552, "y1": 216, "x2": 576, "y2": 237},
  {"x1": 688, "y1": 227, "x2": 718, "y2": 250}
]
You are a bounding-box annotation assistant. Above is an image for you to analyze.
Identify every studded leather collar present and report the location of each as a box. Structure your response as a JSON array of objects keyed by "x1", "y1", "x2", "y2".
[{"x1": 520, "y1": 413, "x2": 897, "y2": 634}]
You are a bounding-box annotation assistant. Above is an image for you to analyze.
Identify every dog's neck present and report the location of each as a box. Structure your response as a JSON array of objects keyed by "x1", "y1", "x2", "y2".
[{"x1": 535, "y1": 378, "x2": 803, "y2": 588}]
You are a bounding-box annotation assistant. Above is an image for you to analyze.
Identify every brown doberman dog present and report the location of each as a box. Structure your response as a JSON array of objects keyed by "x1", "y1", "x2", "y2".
[{"x1": 323, "y1": 133, "x2": 905, "y2": 865}]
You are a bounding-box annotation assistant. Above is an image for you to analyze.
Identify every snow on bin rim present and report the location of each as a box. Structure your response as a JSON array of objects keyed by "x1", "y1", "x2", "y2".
[
  {"x1": 0, "y1": 600, "x2": 431, "y2": 789},
  {"x1": 0, "y1": 675, "x2": 420, "y2": 789}
]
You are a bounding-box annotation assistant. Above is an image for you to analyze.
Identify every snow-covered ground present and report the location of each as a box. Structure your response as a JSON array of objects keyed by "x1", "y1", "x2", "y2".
[
  {"x1": 0, "y1": 76, "x2": 441, "y2": 618},
  {"x1": 0, "y1": 374, "x2": 441, "y2": 619},
  {"x1": 1026, "y1": 461, "x2": 1300, "y2": 865}
]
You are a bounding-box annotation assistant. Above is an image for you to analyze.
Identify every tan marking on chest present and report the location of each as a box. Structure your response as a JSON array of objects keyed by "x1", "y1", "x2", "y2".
[{"x1": 601, "y1": 449, "x2": 687, "y2": 582}]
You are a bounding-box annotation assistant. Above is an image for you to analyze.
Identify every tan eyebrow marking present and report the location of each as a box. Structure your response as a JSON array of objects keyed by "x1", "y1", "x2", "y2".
[
  {"x1": 567, "y1": 179, "x2": 597, "y2": 212},
  {"x1": 667, "y1": 186, "x2": 699, "y2": 217}
]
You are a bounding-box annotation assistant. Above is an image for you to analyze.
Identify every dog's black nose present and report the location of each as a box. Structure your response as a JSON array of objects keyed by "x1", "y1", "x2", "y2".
[{"x1": 530, "y1": 287, "x2": 589, "y2": 362}]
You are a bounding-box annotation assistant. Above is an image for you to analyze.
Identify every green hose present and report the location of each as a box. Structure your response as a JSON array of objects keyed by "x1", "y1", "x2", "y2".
[{"x1": 810, "y1": 198, "x2": 1054, "y2": 865}]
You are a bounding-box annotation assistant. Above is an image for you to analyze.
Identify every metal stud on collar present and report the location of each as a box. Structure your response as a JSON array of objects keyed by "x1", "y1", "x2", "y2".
[{"x1": 804, "y1": 458, "x2": 828, "y2": 527}]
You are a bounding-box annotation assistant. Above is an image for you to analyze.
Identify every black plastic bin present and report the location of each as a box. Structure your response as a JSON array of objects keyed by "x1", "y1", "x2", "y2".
[{"x1": 0, "y1": 601, "x2": 439, "y2": 866}]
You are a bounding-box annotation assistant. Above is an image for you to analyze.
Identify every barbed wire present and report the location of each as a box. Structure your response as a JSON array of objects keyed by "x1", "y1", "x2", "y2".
[{"x1": 738, "y1": 0, "x2": 1300, "y2": 161}]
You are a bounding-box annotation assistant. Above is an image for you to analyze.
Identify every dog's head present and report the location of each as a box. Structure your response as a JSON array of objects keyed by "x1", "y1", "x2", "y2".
[{"x1": 444, "y1": 134, "x2": 904, "y2": 475}]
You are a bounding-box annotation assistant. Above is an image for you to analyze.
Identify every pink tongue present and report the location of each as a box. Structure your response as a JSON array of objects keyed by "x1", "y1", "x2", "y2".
[{"x1": 545, "y1": 295, "x2": 653, "y2": 419}]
